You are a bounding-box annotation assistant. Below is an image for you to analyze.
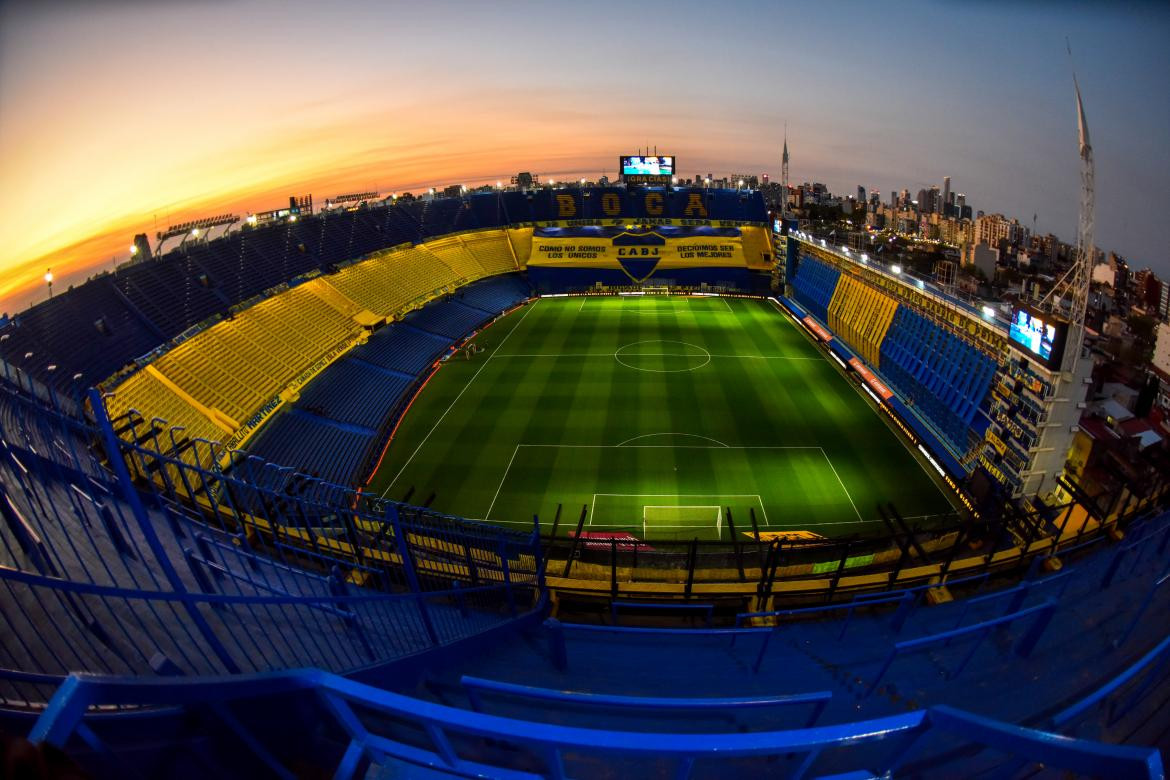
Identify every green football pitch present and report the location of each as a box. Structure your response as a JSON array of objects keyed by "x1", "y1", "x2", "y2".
[{"x1": 367, "y1": 295, "x2": 959, "y2": 542}]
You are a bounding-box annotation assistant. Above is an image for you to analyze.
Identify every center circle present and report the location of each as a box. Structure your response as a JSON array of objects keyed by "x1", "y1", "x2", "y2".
[{"x1": 613, "y1": 340, "x2": 712, "y2": 373}]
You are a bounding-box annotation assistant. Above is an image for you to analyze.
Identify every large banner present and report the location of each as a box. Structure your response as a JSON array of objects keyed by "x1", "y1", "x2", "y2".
[{"x1": 528, "y1": 226, "x2": 749, "y2": 282}]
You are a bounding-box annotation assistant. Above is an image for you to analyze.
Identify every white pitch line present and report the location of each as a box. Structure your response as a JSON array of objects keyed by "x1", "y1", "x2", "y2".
[
  {"x1": 616, "y1": 432, "x2": 730, "y2": 448},
  {"x1": 492, "y1": 353, "x2": 821, "y2": 361},
  {"x1": 483, "y1": 444, "x2": 519, "y2": 521},
  {"x1": 518, "y1": 444, "x2": 823, "y2": 450},
  {"x1": 381, "y1": 299, "x2": 539, "y2": 495},
  {"x1": 820, "y1": 447, "x2": 864, "y2": 523},
  {"x1": 721, "y1": 297, "x2": 733, "y2": 313},
  {"x1": 594, "y1": 492, "x2": 767, "y2": 497}
]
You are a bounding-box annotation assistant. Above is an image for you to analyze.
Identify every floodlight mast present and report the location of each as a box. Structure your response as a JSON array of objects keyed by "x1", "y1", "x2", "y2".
[{"x1": 1037, "y1": 74, "x2": 1094, "y2": 378}]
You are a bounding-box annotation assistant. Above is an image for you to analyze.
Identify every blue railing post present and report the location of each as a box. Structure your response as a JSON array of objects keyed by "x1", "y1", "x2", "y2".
[
  {"x1": 98, "y1": 502, "x2": 135, "y2": 559},
  {"x1": 890, "y1": 591, "x2": 916, "y2": 634},
  {"x1": 387, "y1": 505, "x2": 440, "y2": 646},
  {"x1": 86, "y1": 389, "x2": 241, "y2": 673},
  {"x1": 195, "y1": 534, "x2": 225, "y2": 581},
  {"x1": 546, "y1": 618, "x2": 568, "y2": 671},
  {"x1": 498, "y1": 537, "x2": 516, "y2": 617},
  {"x1": 183, "y1": 548, "x2": 218, "y2": 601},
  {"x1": 1014, "y1": 602, "x2": 1058, "y2": 658},
  {"x1": 1100, "y1": 545, "x2": 1129, "y2": 589},
  {"x1": 452, "y1": 580, "x2": 468, "y2": 617},
  {"x1": 532, "y1": 514, "x2": 546, "y2": 592},
  {"x1": 1112, "y1": 571, "x2": 1169, "y2": 649}
]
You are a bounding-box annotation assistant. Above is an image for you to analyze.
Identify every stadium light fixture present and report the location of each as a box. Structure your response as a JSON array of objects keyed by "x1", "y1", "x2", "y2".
[
  {"x1": 982, "y1": 305, "x2": 996, "y2": 319},
  {"x1": 891, "y1": 264, "x2": 902, "y2": 274},
  {"x1": 288, "y1": 214, "x2": 298, "y2": 222},
  {"x1": 860, "y1": 253, "x2": 869, "y2": 262},
  {"x1": 246, "y1": 214, "x2": 258, "y2": 225},
  {"x1": 496, "y1": 181, "x2": 502, "y2": 189}
]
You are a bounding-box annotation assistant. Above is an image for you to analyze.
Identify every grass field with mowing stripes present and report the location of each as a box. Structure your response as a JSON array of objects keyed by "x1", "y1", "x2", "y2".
[{"x1": 368, "y1": 295, "x2": 958, "y2": 542}]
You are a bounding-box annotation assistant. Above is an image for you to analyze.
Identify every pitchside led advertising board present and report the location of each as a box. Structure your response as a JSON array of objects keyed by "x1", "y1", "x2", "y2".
[
  {"x1": 621, "y1": 155, "x2": 674, "y2": 185},
  {"x1": 1008, "y1": 304, "x2": 1068, "y2": 370}
]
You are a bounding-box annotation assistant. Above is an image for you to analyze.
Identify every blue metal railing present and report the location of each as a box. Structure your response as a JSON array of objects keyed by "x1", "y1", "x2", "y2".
[
  {"x1": 866, "y1": 600, "x2": 1058, "y2": 696},
  {"x1": 1054, "y1": 632, "x2": 1170, "y2": 732},
  {"x1": 29, "y1": 669, "x2": 1165, "y2": 780},
  {"x1": 0, "y1": 377, "x2": 543, "y2": 706},
  {"x1": 459, "y1": 675, "x2": 833, "y2": 728}
]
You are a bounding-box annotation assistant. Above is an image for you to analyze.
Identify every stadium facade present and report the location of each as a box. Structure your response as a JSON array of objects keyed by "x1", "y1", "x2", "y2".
[{"x1": 0, "y1": 185, "x2": 1167, "y2": 777}]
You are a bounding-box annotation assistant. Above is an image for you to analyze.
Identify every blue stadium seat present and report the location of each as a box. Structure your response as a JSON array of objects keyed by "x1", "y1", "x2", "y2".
[
  {"x1": 349, "y1": 324, "x2": 450, "y2": 376},
  {"x1": 791, "y1": 254, "x2": 841, "y2": 323},
  {"x1": 293, "y1": 358, "x2": 411, "y2": 431},
  {"x1": 402, "y1": 299, "x2": 493, "y2": 340},
  {"x1": 244, "y1": 408, "x2": 374, "y2": 485}
]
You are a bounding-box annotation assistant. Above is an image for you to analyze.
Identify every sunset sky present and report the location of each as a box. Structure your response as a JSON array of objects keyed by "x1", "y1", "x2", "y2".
[{"x1": 1, "y1": 0, "x2": 1167, "y2": 311}]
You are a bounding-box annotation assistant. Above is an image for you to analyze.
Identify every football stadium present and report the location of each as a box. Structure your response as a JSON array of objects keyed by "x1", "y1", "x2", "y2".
[{"x1": 1, "y1": 159, "x2": 1168, "y2": 776}]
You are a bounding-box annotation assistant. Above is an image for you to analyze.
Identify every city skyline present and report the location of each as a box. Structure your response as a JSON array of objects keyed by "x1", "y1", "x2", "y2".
[{"x1": 2, "y1": 0, "x2": 1168, "y2": 310}]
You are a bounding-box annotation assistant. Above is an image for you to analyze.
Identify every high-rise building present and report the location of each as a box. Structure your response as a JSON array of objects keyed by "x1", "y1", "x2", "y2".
[
  {"x1": 942, "y1": 176, "x2": 951, "y2": 215},
  {"x1": 975, "y1": 213, "x2": 1017, "y2": 249},
  {"x1": 857, "y1": 185, "x2": 866, "y2": 204}
]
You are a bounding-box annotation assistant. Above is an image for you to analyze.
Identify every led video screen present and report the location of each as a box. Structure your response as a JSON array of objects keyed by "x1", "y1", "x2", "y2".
[
  {"x1": 1008, "y1": 305, "x2": 1068, "y2": 370},
  {"x1": 621, "y1": 155, "x2": 675, "y2": 177}
]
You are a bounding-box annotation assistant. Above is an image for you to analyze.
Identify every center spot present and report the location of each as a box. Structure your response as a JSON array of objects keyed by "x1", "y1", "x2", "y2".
[{"x1": 613, "y1": 340, "x2": 712, "y2": 373}]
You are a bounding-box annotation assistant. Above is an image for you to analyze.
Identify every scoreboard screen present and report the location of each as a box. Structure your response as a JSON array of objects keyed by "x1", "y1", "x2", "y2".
[
  {"x1": 621, "y1": 155, "x2": 675, "y2": 177},
  {"x1": 1008, "y1": 305, "x2": 1068, "y2": 370}
]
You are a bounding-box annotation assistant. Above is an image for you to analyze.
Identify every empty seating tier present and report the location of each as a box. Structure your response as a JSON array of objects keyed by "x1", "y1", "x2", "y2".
[
  {"x1": 793, "y1": 253, "x2": 1001, "y2": 456},
  {"x1": 292, "y1": 359, "x2": 411, "y2": 430},
  {"x1": 243, "y1": 409, "x2": 375, "y2": 485}
]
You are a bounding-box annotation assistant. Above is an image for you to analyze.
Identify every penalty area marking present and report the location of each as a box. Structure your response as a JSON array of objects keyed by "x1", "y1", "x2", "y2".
[
  {"x1": 483, "y1": 444, "x2": 866, "y2": 528},
  {"x1": 643, "y1": 505, "x2": 722, "y2": 539},
  {"x1": 616, "y1": 432, "x2": 730, "y2": 448}
]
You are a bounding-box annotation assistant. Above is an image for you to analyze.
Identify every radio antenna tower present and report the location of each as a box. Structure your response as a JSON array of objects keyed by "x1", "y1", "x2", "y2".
[
  {"x1": 1038, "y1": 47, "x2": 1094, "y2": 376},
  {"x1": 781, "y1": 123, "x2": 790, "y2": 216}
]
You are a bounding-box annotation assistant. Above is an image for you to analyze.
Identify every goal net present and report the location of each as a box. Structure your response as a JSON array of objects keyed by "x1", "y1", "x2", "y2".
[{"x1": 642, "y1": 505, "x2": 722, "y2": 537}]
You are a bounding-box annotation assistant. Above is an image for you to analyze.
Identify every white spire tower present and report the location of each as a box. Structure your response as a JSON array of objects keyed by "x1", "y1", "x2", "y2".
[{"x1": 781, "y1": 124, "x2": 790, "y2": 216}]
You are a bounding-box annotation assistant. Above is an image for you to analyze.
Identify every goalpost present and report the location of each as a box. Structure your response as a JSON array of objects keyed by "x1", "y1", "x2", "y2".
[{"x1": 642, "y1": 505, "x2": 722, "y2": 539}]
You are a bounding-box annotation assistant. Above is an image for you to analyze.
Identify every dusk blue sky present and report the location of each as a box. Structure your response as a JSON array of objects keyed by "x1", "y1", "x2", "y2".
[{"x1": 1, "y1": 0, "x2": 1167, "y2": 307}]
